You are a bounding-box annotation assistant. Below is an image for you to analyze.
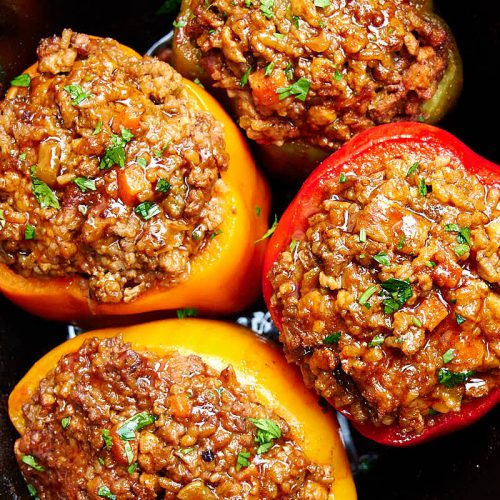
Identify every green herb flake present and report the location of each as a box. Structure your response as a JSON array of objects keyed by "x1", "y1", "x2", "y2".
[
  {"x1": 99, "y1": 128, "x2": 134, "y2": 170},
  {"x1": 417, "y1": 115, "x2": 425, "y2": 122},
  {"x1": 457, "y1": 227, "x2": 471, "y2": 245},
  {"x1": 334, "y1": 69, "x2": 342, "y2": 81},
  {"x1": 240, "y1": 66, "x2": 252, "y2": 87},
  {"x1": 359, "y1": 253, "x2": 366, "y2": 259},
  {"x1": 264, "y1": 62, "x2": 275, "y2": 77},
  {"x1": 77, "y1": 204, "x2": 88, "y2": 216},
  {"x1": 425, "y1": 261, "x2": 437, "y2": 268},
  {"x1": 373, "y1": 251, "x2": 390, "y2": 266},
  {"x1": 61, "y1": 416, "x2": 71, "y2": 429},
  {"x1": 10, "y1": 74, "x2": 31, "y2": 87},
  {"x1": 180, "y1": 447, "x2": 195, "y2": 455},
  {"x1": 156, "y1": 178, "x2": 170, "y2": 193},
  {"x1": 24, "y1": 225, "x2": 35, "y2": 240},
  {"x1": 380, "y1": 278, "x2": 412, "y2": 315},
  {"x1": 412, "y1": 317, "x2": 422, "y2": 327},
  {"x1": 177, "y1": 308, "x2": 198, "y2": 319},
  {"x1": 255, "y1": 206, "x2": 261, "y2": 217},
  {"x1": 358, "y1": 285, "x2": 378, "y2": 309},
  {"x1": 368, "y1": 334, "x2": 385, "y2": 347},
  {"x1": 116, "y1": 412, "x2": 156, "y2": 441},
  {"x1": 314, "y1": 0, "x2": 331, "y2": 7},
  {"x1": 193, "y1": 78, "x2": 205, "y2": 88},
  {"x1": 0, "y1": 211, "x2": 6, "y2": 229},
  {"x1": 276, "y1": 77, "x2": 311, "y2": 102},
  {"x1": 249, "y1": 418, "x2": 281, "y2": 454},
  {"x1": 453, "y1": 244, "x2": 469, "y2": 257},
  {"x1": 438, "y1": 368, "x2": 474, "y2": 388},
  {"x1": 428, "y1": 408, "x2": 439, "y2": 416},
  {"x1": 22, "y1": 455, "x2": 45, "y2": 471},
  {"x1": 245, "y1": 0, "x2": 252, "y2": 6},
  {"x1": 406, "y1": 162, "x2": 419, "y2": 177},
  {"x1": 260, "y1": 0, "x2": 275, "y2": 19},
  {"x1": 292, "y1": 15, "x2": 300, "y2": 28},
  {"x1": 98, "y1": 457, "x2": 105, "y2": 466},
  {"x1": 418, "y1": 177, "x2": 427, "y2": 197},
  {"x1": 455, "y1": 313, "x2": 466, "y2": 325},
  {"x1": 210, "y1": 228, "x2": 223, "y2": 240},
  {"x1": 102, "y1": 429, "x2": 112, "y2": 450},
  {"x1": 323, "y1": 332, "x2": 341, "y2": 345},
  {"x1": 137, "y1": 157, "x2": 148, "y2": 168},
  {"x1": 236, "y1": 451, "x2": 251, "y2": 470},
  {"x1": 64, "y1": 84, "x2": 91, "y2": 106},
  {"x1": 358, "y1": 228, "x2": 367, "y2": 243},
  {"x1": 93, "y1": 120, "x2": 103, "y2": 135},
  {"x1": 19, "y1": 153, "x2": 27, "y2": 161},
  {"x1": 73, "y1": 177, "x2": 96, "y2": 192},
  {"x1": 127, "y1": 462, "x2": 138, "y2": 474},
  {"x1": 339, "y1": 173, "x2": 347, "y2": 183},
  {"x1": 123, "y1": 441, "x2": 134, "y2": 464},
  {"x1": 135, "y1": 201, "x2": 160, "y2": 221},
  {"x1": 97, "y1": 485, "x2": 116, "y2": 500},
  {"x1": 274, "y1": 33, "x2": 285, "y2": 39},
  {"x1": 255, "y1": 214, "x2": 278, "y2": 243},
  {"x1": 27, "y1": 484, "x2": 38, "y2": 497},
  {"x1": 173, "y1": 19, "x2": 187, "y2": 28},
  {"x1": 444, "y1": 223, "x2": 460, "y2": 233},
  {"x1": 442, "y1": 349, "x2": 455, "y2": 364},
  {"x1": 31, "y1": 170, "x2": 61, "y2": 210},
  {"x1": 208, "y1": 29, "x2": 216, "y2": 35},
  {"x1": 289, "y1": 239, "x2": 299, "y2": 253},
  {"x1": 284, "y1": 63, "x2": 294, "y2": 81},
  {"x1": 396, "y1": 234, "x2": 405, "y2": 250}
]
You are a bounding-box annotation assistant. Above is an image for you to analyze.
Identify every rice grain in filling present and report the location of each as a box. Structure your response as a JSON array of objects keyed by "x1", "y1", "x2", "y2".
[
  {"x1": 0, "y1": 30, "x2": 228, "y2": 303},
  {"x1": 269, "y1": 152, "x2": 500, "y2": 434},
  {"x1": 178, "y1": 0, "x2": 452, "y2": 150},
  {"x1": 15, "y1": 336, "x2": 333, "y2": 499}
]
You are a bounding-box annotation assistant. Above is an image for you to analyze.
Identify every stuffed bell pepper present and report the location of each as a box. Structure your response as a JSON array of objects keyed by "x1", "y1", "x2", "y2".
[
  {"x1": 172, "y1": 0, "x2": 462, "y2": 179},
  {"x1": 263, "y1": 122, "x2": 500, "y2": 446},
  {"x1": 9, "y1": 318, "x2": 356, "y2": 499},
  {"x1": 0, "y1": 30, "x2": 271, "y2": 322}
]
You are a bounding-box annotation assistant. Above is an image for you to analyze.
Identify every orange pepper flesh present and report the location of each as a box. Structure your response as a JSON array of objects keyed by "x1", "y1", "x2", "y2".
[
  {"x1": 9, "y1": 318, "x2": 357, "y2": 499},
  {"x1": 0, "y1": 42, "x2": 271, "y2": 322}
]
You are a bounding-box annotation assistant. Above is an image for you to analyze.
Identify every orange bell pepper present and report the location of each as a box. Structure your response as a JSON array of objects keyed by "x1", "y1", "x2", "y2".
[
  {"x1": 0, "y1": 40, "x2": 271, "y2": 322},
  {"x1": 9, "y1": 318, "x2": 357, "y2": 499}
]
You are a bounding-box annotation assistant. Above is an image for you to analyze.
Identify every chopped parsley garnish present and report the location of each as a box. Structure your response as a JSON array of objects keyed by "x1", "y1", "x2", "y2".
[
  {"x1": 358, "y1": 285, "x2": 378, "y2": 309},
  {"x1": 24, "y1": 225, "x2": 35, "y2": 240},
  {"x1": 444, "y1": 223, "x2": 460, "y2": 232},
  {"x1": 396, "y1": 234, "x2": 405, "y2": 250},
  {"x1": 289, "y1": 239, "x2": 299, "y2": 253},
  {"x1": 373, "y1": 251, "x2": 390, "y2": 266},
  {"x1": 339, "y1": 173, "x2": 347, "y2": 183},
  {"x1": 455, "y1": 313, "x2": 466, "y2": 325},
  {"x1": 179, "y1": 447, "x2": 195, "y2": 455},
  {"x1": 22, "y1": 455, "x2": 45, "y2": 471},
  {"x1": 127, "y1": 462, "x2": 138, "y2": 474},
  {"x1": 284, "y1": 63, "x2": 294, "y2": 81},
  {"x1": 19, "y1": 153, "x2": 27, "y2": 161},
  {"x1": 255, "y1": 206, "x2": 261, "y2": 216},
  {"x1": 358, "y1": 228, "x2": 367, "y2": 243},
  {"x1": 380, "y1": 278, "x2": 412, "y2": 314},
  {"x1": 102, "y1": 429, "x2": 112, "y2": 450},
  {"x1": 98, "y1": 457, "x2": 105, "y2": 466},
  {"x1": 10, "y1": 73, "x2": 31, "y2": 87},
  {"x1": 314, "y1": 0, "x2": 331, "y2": 6},
  {"x1": 63, "y1": 84, "x2": 91, "y2": 106},
  {"x1": 425, "y1": 261, "x2": 437, "y2": 267},
  {"x1": 137, "y1": 157, "x2": 147, "y2": 168},
  {"x1": 406, "y1": 161, "x2": 419, "y2": 177},
  {"x1": 193, "y1": 78, "x2": 205, "y2": 88},
  {"x1": 192, "y1": 228, "x2": 202, "y2": 241},
  {"x1": 368, "y1": 334, "x2": 385, "y2": 347},
  {"x1": 208, "y1": 29, "x2": 216, "y2": 35},
  {"x1": 453, "y1": 244, "x2": 469, "y2": 257},
  {"x1": 412, "y1": 317, "x2": 422, "y2": 327},
  {"x1": 428, "y1": 408, "x2": 439, "y2": 416},
  {"x1": 97, "y1": 486, "x2": 116, "y2": 500},
  {"x1": 116, "y1": 412, "x2": 156, "y2": 441},
  {"x1": 0, "y1": 210, "x2": 5, "y2": 229},
  {"x1": 156, "y1": 178, "x2": 170, "y2": 193},
  {"x1": 442, "y1": 349, "x2": 455, "y2": 364},
  {"x1": 260, "y1": 0, "x2": 274, "y2": 19},
  {"x1": 255, "y1": 214, "x2": 278, "y2": 243},
  {"x1": 274, "y1": 33, "x2": 285, "y2": 39},
  {"x1": 236, "y1": 451, "x2": 251, "y2": 470},
  {"x1": 264, "y1": 62, "x2": 275, "y2": 77},
  {"x1": 292, "y1": 15, "x2": 300, "y2": 28},
  {"x1": 417, "y1": 115, "x2": 425, "y2": 122},
  {"x1": 73, "y1": 177, "x2": 96, "y2": 192},
  {"x1": 276, "y1": 77, "x2": 310, "y2": 102},
  {"x1": 173, "y1": 19, "x2": 187, "y2": 28},
  {"x1": 438, "y1": 368, "x2": 474, "y2": 388},
  {"x1": 31, "y1": 168, "x2": 60, "y2": 210},
  {"x1": 359, "y1": 253, "x2": 366, "y2": 259},
  {"x1": 123, "y1": 441, "x2": 134, "y2": 464},
  {"x1": 99, "y1": 128, "x2": 133, "y2": 170},
  {"x1": 27, "y1": 484, "x2": 37, "y2": 497},
  {"x1": 93, "y1": 120, "x2": 103, "y2": 135},
  {"x1": 249, "y1": 418, "x2": 281, "y2": 454},
  {"x1": 240, "y1": 67, "x2": 252, "y2": 87},
  {"x1": 418, "y1": 177, "x2": 427, "y2": 197},
  {"x1": 445, "y1": 224, "x2": 471, "y2": 246},
  {"x1": 61, "y1": 417, "x2": 71, "y2": 429},
  {"x1": 210, "y1": 228, "x2": 223, "y2": 240},
  {"x1": 177, "y1": 308, "x2": 198, "y2": 319},
  {"x1": 323, "y1": 332, "x2": 341, "y2": 344},
  {"x1": 333, "y1": 69, "x2": 342, "y2": 81},
  {"x1": 135, "y1": 201, "x2": 160, "y2": 220}
]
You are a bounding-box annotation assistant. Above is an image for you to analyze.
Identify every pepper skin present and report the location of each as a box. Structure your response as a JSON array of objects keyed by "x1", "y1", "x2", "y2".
[
  {"x1": 172, "y1": 0, "x2": 463, "y2": 181},
  {"x1": 9, "y1": 318, "x2": 357, "y2": 499},
  {"x1": 0, "y1": 40, "x2": 271, "y2": 322},
  {"x1": 262, "y1": 122, "x2": 500, "y2": 446}
]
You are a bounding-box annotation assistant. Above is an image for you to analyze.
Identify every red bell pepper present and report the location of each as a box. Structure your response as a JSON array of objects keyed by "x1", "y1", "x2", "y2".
[{"x1": 262, "y1": 122, "x2": 500, "y2": 446}]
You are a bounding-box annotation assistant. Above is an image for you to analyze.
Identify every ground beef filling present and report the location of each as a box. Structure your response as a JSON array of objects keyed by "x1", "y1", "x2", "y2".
[
  {"x1": 15, "y1": 336, "x2": 333, "y2": 499},
  {"x1": 269, "y1": 153, "x2": 500, "y2": 434},
  {"x1": 179, "y1": 0, "x2": 450, "y2": 149},
  {"x1": 0, "y1": 30, "x2": 228, "y2": 303}
]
